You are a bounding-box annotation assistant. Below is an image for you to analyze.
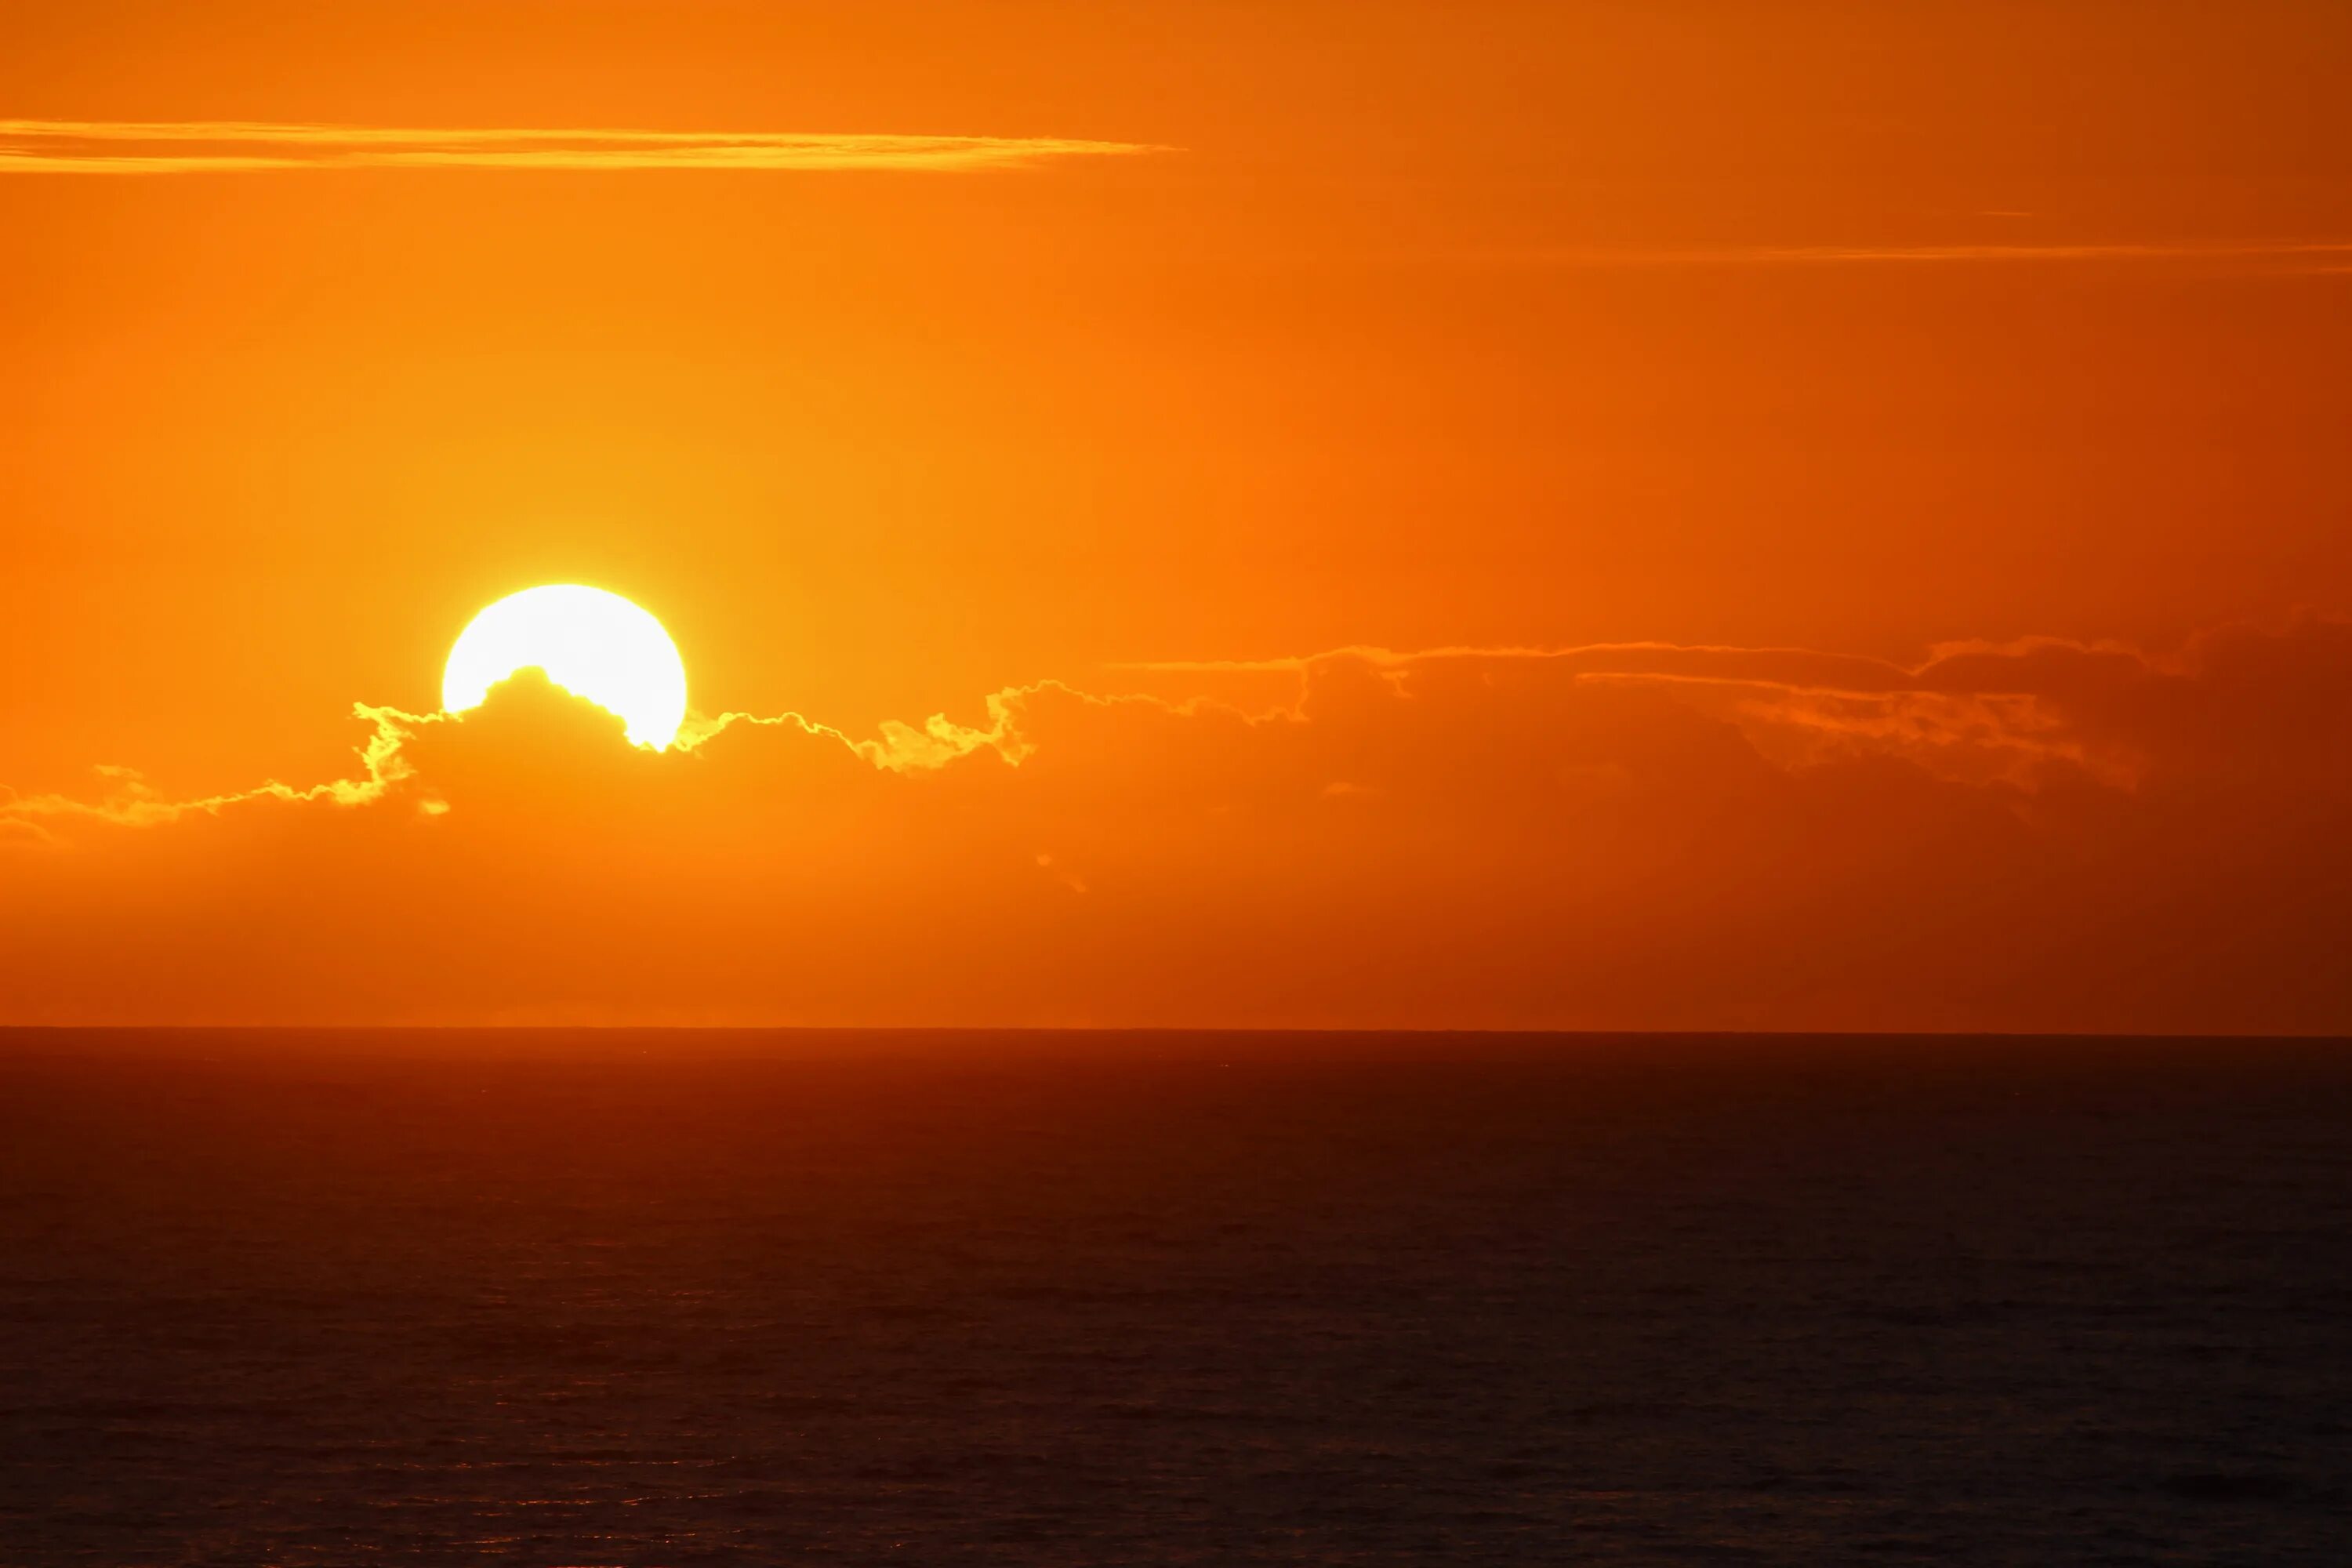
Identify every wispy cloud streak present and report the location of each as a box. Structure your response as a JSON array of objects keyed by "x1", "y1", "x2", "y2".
[
  {"x1": 0, "y1": 119, "x2": 1157, "y2": 175},
  {"x1": 1515, "y1": 241, "x2": 2352, "y2": 269}
]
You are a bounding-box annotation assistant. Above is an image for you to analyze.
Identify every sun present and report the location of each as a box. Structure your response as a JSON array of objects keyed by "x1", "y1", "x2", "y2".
[{"x1": 442, "y1": 585, "x2": 689, "y2": 749}]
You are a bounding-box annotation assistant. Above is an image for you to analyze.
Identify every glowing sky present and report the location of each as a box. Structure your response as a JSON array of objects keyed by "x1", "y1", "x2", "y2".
[{"x1": 3, "y1": 2, "x2": 2349, "y2": 1029}]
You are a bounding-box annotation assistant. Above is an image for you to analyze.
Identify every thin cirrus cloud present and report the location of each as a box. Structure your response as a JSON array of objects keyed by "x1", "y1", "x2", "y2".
[
  {"x1": 0, "y1": 119, "x2": 1159, "y2": 174},
  {"x1": 1507, "y1": 240, "x2": 2352, "y2": 270}
]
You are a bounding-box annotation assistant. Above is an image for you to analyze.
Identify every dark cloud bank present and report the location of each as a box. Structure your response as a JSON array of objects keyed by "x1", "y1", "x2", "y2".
[{"x1": 4, "y1": 621, "x2": 2347, "y2": 1032}]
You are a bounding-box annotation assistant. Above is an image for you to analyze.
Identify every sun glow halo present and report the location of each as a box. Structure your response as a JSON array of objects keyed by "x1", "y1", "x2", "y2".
[{"x1": 441, "y1": 586, "x2": 688, "y2": 749}]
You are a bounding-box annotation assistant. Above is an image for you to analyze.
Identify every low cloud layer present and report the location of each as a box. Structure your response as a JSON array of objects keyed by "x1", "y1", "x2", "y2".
[
  {"x1": 5, "y1": 622, "x2": 2347, "y2": 1032},
  {"x1": 0, "y1": 120, "x2": 1154, "y2": 175}
]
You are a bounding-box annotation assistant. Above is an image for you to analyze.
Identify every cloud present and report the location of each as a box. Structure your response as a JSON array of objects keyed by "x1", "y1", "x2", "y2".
[
  {"x1": 0, "y1": 120, "x2": 1158, "y2": 175},
  {"x1": 0, "y1": 704, "x2": 420, "y2": 829},
  {"x1": 1122, "y1": 636, "x2": 2153, "y2": 786},
  {"x1": 687, "y1": 687, "x2": 1037, "y2": 772},
  {"x1": 3, "y1": 624, "x2": 2348, "y2": 1033},
  {"x1": 1497, "y1": 241, "x2": 2352, "y2": 271}
]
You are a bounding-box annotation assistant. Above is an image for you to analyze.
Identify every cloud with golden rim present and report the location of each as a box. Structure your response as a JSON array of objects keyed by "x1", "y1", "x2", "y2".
[
  {"x1": 3, "y1": 622, "x2": 2349, "y2": 1033},
  {"x1": 0, "y1": 120, "x2": 1160, "y2": 175}
]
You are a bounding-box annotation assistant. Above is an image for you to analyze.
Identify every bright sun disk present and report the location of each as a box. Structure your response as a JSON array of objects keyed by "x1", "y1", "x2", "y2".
[{"x1": 441, "y1": 585, "x2": 688, "y2": 749}]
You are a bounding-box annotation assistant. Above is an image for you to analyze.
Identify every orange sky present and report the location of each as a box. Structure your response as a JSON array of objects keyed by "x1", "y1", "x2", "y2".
[{"x1": 4, "y1": 2, "x2": 2349, "y2": 1030}]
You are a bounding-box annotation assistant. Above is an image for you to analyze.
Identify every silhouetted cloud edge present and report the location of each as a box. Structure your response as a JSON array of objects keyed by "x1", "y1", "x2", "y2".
[{"x1": 5, "y1": 619, "x2": 2343, "y2": 838}]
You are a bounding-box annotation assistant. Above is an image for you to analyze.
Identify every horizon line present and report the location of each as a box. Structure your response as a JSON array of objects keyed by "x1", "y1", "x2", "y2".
[{"x1": 1, "y1": 1024, "x2": 2340, "y2": 1041}]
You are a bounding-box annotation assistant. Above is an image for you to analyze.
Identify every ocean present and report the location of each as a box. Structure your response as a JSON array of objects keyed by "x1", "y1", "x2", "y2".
[{"x1": 1, "y1": 1031, "x2": 2344, "y2": 1564}]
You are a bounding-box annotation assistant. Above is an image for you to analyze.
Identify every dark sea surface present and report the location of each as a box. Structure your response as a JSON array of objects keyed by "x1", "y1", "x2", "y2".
[{"x1": 0, "y1": 1030, "x2": 2346, "y2": 1565}]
